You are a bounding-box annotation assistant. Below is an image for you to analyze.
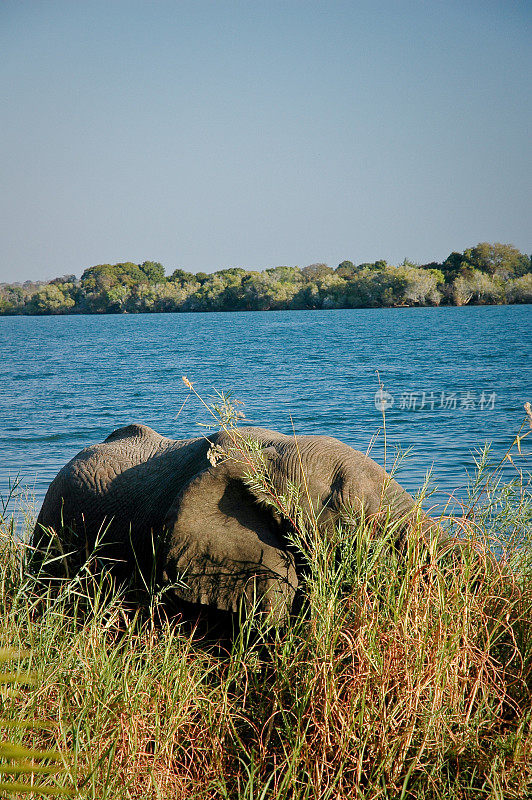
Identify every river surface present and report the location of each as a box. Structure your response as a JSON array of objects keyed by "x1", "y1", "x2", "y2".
[{"x1": 0, "y1": 305, "x2": 530, "y2": 518}]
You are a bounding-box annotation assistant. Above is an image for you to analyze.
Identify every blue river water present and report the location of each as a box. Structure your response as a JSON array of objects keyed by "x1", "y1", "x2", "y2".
[{"x1": 0, "y1": 305, "x2": 530, "y2": 518}]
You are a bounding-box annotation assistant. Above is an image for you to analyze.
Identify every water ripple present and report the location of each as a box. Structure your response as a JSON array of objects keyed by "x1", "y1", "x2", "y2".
[{"x1": 0, "y1": 306, "x2": 530, "y2": 510}]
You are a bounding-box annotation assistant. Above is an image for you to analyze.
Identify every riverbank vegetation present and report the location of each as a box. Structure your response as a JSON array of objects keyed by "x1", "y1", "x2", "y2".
[
  {"x1": 1, "y1": 242, "x2": 531, "y2": 315},
  {"x1": 0, "y1": 401, "x2": 531, "y2": 798}
]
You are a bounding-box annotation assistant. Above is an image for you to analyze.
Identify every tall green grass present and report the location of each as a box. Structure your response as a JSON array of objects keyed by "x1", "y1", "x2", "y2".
[{"x1": 0, "y1": 400, "x2": 531, "y2": 799}]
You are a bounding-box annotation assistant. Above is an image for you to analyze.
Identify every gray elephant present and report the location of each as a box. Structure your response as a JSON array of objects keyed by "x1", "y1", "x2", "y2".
[{"x1": 32, "y1": 423, "x2": 439, "y2": 622}]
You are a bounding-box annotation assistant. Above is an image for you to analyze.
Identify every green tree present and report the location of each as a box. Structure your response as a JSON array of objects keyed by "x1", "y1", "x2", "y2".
[
  {"x1": 264, "y1": 266, "x2": 304, "y2": 283},
  {"x1": 315, "y1": 273, "x2": 348, "y2": 309},
  {"x1": 115, "y1": 262, "x2": 147, "y2": 286},
  {"x1": 335, "y1": 261, "x2": 357, "y2": 279},
  {"x1": 214, "y1": 268, "x2": 247, "y2": 280},
  {"x1": 343, "y1": 265, "x2": 406, "y2": 308},
  {"x1": 465, "y1": 242, "x2": 530, "y2": 279},
  {"x1": 139, "y1": 261, "x2": 166, "y2": 283},
  {"x1": 440, "y1": 252, "x2": 466, "y2": 283},
  {"x1": 169, "y1": 269, "x2": 197, "y2": 286},
  {"x1": 355, "y1": 260, "x2": 388, "y2": 271},
  {"x1": 27, "y1": 285, "x2": 75, "y2": 315},
  {"x1": 505, "y1": 273, "x2": 532, "y2": 304},
  {"x1": 105, "y1": 285, "x2": 130, "y2": 312},
  {"x1": 81, "y1": 262, "x2": 147, "y2": 292},
  {"x1": 301, "y1": 263, "x2": 334, "y2": 281},
  {"x1": 419, "y1": 261, "x2": 442, "y2": 272},
  {"x1": 452, "y1": 270, "x2": 503, "y2": 305},
  {"x1": 0, "y1": 285, "x2": 24, "y2": 313},
  {"x1": 395, "y1": 265, "x2": 443, "y2": 305},
  {"x1": 50, "y1": 274, "x2": 77, "y2": 285},
  {"x1": 80, "y1": 264, "x2": 118, "y2": 292}
]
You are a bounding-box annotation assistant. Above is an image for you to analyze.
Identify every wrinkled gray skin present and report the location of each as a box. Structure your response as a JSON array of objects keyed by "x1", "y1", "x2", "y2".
[{"x1": 32, "y1": 424, "x2": 439, "y2": 622}]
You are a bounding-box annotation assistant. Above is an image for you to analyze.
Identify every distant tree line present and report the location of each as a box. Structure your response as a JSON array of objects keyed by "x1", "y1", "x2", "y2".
[{"x1": 1, "y1": 243, "x2": 530, "y2": 315}]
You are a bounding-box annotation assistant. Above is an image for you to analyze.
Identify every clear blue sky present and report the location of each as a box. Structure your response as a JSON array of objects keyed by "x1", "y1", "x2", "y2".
[{"x1": 1, "y1": 0, "x2": 530, "y2": 282}]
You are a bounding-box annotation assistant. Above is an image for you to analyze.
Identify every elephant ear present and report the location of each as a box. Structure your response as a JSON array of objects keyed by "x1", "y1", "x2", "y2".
[{"x1": 161, "y1": 453, "x2": 297, "y2": 623}]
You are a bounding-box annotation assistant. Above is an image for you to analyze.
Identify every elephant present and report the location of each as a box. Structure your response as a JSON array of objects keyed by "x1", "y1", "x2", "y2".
[{"x1": 31, "y1": 423, "x2": 441, "y2": 623}]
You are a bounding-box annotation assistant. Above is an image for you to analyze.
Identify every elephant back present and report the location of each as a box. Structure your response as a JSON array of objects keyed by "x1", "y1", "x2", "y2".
[{"x1": 32, "y1": 424, "x2": 211, "y2": 579}]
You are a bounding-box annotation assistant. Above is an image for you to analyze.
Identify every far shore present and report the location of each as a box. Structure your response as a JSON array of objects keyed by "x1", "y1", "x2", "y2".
[{"x1": 1, "y1": 243, "x2": 530, "y2": 315}]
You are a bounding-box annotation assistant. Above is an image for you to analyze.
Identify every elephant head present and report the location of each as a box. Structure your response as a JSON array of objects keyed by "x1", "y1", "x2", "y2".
[{"x1": 32, "y1": 423, "x2": 440, "y2": 623}]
